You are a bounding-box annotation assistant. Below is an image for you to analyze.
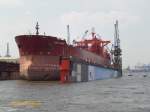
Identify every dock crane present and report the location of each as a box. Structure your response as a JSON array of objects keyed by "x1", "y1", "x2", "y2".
[{"x1": 111, "y1": 20, "x2": 122, "y2": 77}]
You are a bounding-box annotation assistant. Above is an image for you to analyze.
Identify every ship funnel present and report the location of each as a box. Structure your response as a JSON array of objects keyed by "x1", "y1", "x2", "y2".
[
  {"x1": 5, "y1": 42, "x2": 11, "y2": 57},
  {"x1": 35, "y1": 22, "x2": 40, "y2": 35},
  {"x1": 67, "y1": 25, "x2": 70, "y2": 45}
]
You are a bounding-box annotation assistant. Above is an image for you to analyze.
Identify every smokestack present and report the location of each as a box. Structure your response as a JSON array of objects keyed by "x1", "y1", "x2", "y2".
[
  {"x1": 5, "y1": 43, "x2": 11, "y2": 57},
  {"x1": 67, "y1": 25, "x2": 70, "y2": 45}
]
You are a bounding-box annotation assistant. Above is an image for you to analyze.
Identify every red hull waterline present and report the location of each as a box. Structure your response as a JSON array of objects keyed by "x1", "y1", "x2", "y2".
[{"x1": 15, "y1": 23, "x2": 121, "y2": 81}]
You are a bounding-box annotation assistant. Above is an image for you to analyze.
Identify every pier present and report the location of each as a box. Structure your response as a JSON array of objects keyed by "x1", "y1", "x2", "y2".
[{"x1": 0, "y1": 59, "x2": 20, "y2": 80}]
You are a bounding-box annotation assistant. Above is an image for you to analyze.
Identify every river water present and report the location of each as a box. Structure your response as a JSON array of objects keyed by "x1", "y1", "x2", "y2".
[{"x1": 0, "y1": 72, "x2": 150, "y2": 112}]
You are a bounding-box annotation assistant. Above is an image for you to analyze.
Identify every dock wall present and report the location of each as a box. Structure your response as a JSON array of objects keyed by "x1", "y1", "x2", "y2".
[{"x1": 0, "y1": 62, "x2": 20, "y2": 80}]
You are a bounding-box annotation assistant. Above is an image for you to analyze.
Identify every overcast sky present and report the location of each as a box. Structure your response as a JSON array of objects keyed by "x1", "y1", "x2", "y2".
[{"x1": 0, "y1": 0, "x2": 149, "y2": 68}]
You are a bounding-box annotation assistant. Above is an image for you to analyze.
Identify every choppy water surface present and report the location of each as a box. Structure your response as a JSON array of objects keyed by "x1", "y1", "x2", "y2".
[{"x1": 0, "y1": 72, "x2": 150, "y2": 112}]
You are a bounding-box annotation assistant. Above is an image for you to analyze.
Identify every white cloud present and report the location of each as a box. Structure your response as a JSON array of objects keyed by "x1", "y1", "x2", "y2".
[
  {"x1": 0, "y1": 0, "x2": 22, "y2": 6},
  {"x1": 61, "y1": 11, "x2": 140, "y2": 27}
]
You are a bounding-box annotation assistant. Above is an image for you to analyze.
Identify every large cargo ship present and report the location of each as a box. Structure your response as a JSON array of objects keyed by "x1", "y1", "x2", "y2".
[{"x1": 15, "y1": 21, "x2": 122, "y2": 81}]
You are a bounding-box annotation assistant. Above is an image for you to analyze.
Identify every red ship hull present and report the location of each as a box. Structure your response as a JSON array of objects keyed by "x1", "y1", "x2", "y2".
[{"x1": 15, "y1": 35, "x2": 111, "y2": 81}]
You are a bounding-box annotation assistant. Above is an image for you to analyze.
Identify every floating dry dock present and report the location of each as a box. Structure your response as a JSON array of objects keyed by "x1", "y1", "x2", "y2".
[{"x1": 60, "y1": 56, "x2": 122, "y2": 83}]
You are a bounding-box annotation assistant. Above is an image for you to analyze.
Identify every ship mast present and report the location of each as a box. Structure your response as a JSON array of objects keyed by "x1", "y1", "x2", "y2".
[
  {"x1": 112, "y1": 20, "x2": 122, "y2": 76},
  {"x1": 91, "y1": 27, "x2": 95, "y2": 38},
  {"x1": 67, "y1": 25, "x2": 70, "y2": 45},
  {"x1": 35, "y1": 22, "x2": 40, "y2": 35}
]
